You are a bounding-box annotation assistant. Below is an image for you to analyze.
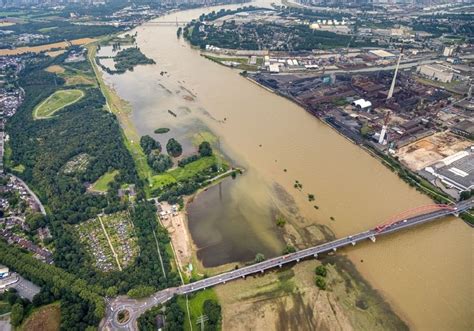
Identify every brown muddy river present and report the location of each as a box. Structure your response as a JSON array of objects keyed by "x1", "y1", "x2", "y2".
[{"x1": 100, "y1": 1, "x2": 473, "y2": 330}]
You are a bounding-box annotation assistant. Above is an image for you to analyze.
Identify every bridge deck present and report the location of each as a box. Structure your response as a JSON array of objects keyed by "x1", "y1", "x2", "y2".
[
  {"x1": 104, "y1": 198, "x2": 473, "y2": 330},
  {"x1": 176, "y1": 200, "x2": 472, "y2": 295}
]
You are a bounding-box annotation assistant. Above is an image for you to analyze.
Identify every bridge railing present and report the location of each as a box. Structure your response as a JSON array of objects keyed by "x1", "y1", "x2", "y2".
[{"x1": 374, "y1": 204, "x2": 456, "y2": 233}]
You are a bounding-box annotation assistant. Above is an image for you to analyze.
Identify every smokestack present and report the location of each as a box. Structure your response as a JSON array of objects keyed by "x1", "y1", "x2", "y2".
[{"x1": 387, "y1": 48, "x2": 403, "y2": 100}]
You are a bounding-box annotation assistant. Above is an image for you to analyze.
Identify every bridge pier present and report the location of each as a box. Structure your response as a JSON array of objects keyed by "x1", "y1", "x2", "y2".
[
  {"x1": 332, "y1": 247, "x2": 337, "y2": 252},
  {"x1": 296, "y1": 258, "x2": 300, "y2": 262},
  {"x1": 260, "y1": 269, "x2": 264, "y2": 273},
  {"x1": 351, "y1": 241, "x2": 356, "y2": 246},
  {"x1": 279, "y1": 264, "x2": 282, "y2": 268},
  {"x1": 313, "y1": 253, "x2": 318, "y2": 258},
  {"x1": 370, "y1": 235, "x2": 376, "y2": 243}
]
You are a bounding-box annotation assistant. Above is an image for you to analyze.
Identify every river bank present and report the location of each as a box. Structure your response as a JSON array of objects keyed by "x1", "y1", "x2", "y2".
[
  {"x1": 175, "y1": 175, "x2": 411, "y2": 330},
  {"x1": 95, "y1": 1, "x2": 473, "y2": 329}
]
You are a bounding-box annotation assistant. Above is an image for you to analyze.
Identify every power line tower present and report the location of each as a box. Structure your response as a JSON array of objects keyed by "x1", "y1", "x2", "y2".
[{"x1": 196, "y1": 315, "x2": 208, "y2": 331}]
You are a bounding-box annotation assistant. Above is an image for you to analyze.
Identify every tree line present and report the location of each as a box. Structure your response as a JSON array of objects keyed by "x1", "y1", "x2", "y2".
[{"x1": 2, "y1": 50, "x2": 181, "y2": 328}]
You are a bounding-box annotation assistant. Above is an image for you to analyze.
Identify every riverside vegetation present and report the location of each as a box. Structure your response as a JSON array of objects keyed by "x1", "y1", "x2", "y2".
[
  {"x1": 1, "y1": 49, "x2": 181, "y2": 329},
  {"x1": 1, "y1": 46, "x2": 231, "y2": 329}
]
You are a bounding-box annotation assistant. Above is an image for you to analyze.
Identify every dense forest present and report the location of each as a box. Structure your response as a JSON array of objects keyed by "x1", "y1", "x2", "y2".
[
  {"x1": 137, "y1": 298, "x2": 185, "y2": 331},
  {"x1": 0, "y1": 240, "x2": 105, "y2": 328}
]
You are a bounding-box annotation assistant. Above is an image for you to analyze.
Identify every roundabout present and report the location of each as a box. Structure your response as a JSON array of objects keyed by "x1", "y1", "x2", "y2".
[{"x1": 116, "y1": 309, "x2": 131, "y2": 325}]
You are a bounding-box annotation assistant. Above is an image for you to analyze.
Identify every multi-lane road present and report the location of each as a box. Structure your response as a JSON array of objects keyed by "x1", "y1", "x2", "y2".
[{"x1": 101, "y1": 198, "x2": 473, "y2": 330}]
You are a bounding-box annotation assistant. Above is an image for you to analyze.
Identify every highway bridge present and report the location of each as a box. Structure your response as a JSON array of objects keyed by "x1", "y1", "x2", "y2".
[
  {"x1": 142, "y1": 21, "x2": 189, "y2": 26},
  {"x1": 102, "y1": 198, "x2": 473, "y2": 330}
]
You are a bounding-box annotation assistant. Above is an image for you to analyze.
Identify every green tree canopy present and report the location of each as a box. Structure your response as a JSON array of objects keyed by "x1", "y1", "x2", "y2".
[
  {"x1": 140, "y1": 135, "x2": 161, "y2": 155},
  {"x1": 148, "y1": 151, "x2": 173, "y2": 173},
  {"x1": 166, "y1": 138, "x2": 183, "y2": 157},
  {"x1": 198, "y1": 141, "x2": 213, "y2": 157},
  {"x1": 10, "y1": 303, "x2": 24, "y2": 327}
]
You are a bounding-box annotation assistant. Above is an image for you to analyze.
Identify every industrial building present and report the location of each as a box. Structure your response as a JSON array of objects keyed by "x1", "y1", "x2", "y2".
[
  {"x1": 443, "y1": 46, "x2": 455, "y2": 57},
  {"x1": 369, "y1": 49, "x2": 396, "y2": 59},
  {"x1": 423, "y1": 149, "x2": 474, "y2": 193},
  {"x1": 417, "y1": 64, "x2": 454, "y2": 83},
  {"x1": 451, "y1": 120, "x2": 474, "y2": 139},
  {"x1": 352, "y1": 98, "x2": 372, "y2": 112}
]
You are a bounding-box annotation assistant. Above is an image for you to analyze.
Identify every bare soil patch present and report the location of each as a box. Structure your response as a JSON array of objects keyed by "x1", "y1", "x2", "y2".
[
  {"x1": 395, "y1": 131, "x2": 472, "y2": 170},
  {"x1": 45, "y1": 65, "x2": 65, "y2": 74},
  {"x1": 216, "y1": 258, "x2": 407, "y2": 331},
  {"x1": 159, "y1": 202, "x2": 192, "y2": 271}
]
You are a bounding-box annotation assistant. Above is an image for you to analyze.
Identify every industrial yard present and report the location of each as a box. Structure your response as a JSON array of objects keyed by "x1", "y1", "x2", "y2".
[
  {"x1": 249, "y1": 54, "x2": 473, "y2": 200},
  {"x1": 395, "y1": 132, "x2": 472, "y2": 171}
]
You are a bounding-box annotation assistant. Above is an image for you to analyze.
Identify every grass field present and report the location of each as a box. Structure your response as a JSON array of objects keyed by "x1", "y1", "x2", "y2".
[
  {"x1": 61, "y1": 64, "x2": 97, "y2": 87},
  {"x1": 150, "y1": 155, "x2": 221, "y2": 191},
  {"x1": 178, "y1": 289, "x2": 219, "y2": 331},
  {"x1": 91, "y1": 169, "x2": 119, "y2": 192},
  {"x1": 38, "y1": 26, "x2": 58, "y2": 33},
  {"x1": 192, "y1": 131, "x2": 218, "y2": 146},
  {"x1": 150, "y1": 172, "x2": 177, "y2": 189},
  {"x1": 19, "y1": 302, "x2": 60, "y2": 331},
  {"x1": 203, "y1": 55, "x2": 258, "y2": 71},
  {"x1": 34, "y1": 89, "x2": 84, "y2": 119},
  {"x1": 64, "y1": 74, "x2": 96, "y2": 86}
]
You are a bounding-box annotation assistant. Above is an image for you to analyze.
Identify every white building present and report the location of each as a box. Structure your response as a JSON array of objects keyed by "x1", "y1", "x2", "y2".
[
  {"x1": 352, "y1": 99, "x2": 372, "y2": 112},
  {"x1": 443, "y1": 46, "x2": 455, "y2": 57},
  {"x1": 417, "y1": 64, "x2": 454, "y2": 83},
  {"x1": 269, "y1": 63, "x2": 280, "y2": 73}
]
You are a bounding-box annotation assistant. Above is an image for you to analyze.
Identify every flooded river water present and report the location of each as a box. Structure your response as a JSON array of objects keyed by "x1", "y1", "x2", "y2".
[{"x1": 101, "y1": 1, "x2": 473, "y2": 330}]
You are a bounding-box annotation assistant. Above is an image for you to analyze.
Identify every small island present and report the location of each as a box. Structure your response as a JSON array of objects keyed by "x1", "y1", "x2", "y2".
[
  {"x1": 154, "y1": 127, "x2": 170, "y2": 134},
  {"x1": 96, "y1": 42, "x2": 155, "y2": 75},
  {"x1": 113, "y1": 47, "x2": 155, "y2": 73}
]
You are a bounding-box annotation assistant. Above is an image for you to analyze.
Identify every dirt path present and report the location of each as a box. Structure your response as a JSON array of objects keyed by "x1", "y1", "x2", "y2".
[
  {"x1": 98, "y1": 215, "x2": 122, "y2": 271},
  {"x1": 152, "y1": 229, "x2": 167, "y2": 279}
]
